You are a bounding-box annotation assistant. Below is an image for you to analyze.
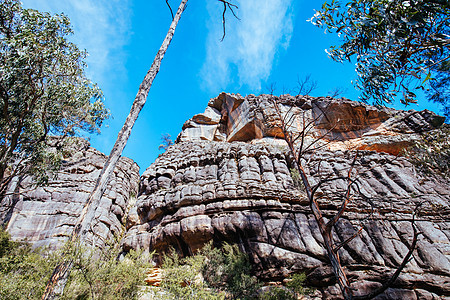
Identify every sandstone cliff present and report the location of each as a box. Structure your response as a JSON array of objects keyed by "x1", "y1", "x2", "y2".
[
  {"x1": 1, "y1": 138, "x2": 140, "y2": 249},
  {"x1": 123, "y1": 93, "x2": 449, "y2": 299},
  {"x1": 1, "y1": 93, "x2": 449, "y2": 299}
]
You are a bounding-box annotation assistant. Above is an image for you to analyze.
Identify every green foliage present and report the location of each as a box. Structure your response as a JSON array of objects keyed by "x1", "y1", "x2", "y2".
[
  {"x1": 259, "y1": 273, "x2": 309, "y2": 300},
  {"x1": 161, "y1": 243, "x2": 260, "y2": 300},
  {"x1": 290, "y1": 168, "x2": 305, "y2": 191},
  {"x1": 200, "y1": 243, "x2": 260, "y2": 299},
  {"x1": 311, "y1": 0, "x2": 450, "y2": 118},
  {"x1": 0, "y1": 227, "x2": 151, "y2": 299},
  {"x1": 259, "y1": 287, "x2": 295, "y2": 300},
  {"x1": 62, "y1": 242, "x2": 151, "y2": 300},
  {"x1": 0, "y1": 0, "x2": 109, "y2": 191},
  {"x1": 160, "y1": 243, "x2": 310, "y2": 300},
  {"x1": 0, "y1": 229, "x2": 311, "y2": 299},
  {"x1": 160, "y1": 247, "x2": 226, "y2": 300},
  {"x1": 0, "y1": 225, "x2": 17, "y2": 257},
  {"x1": 404, "y1": 124, "x2": 450, "y2": 177},
  {"x1": 0, "y1": 227, "x2": 60, "y2": 299},
  {"x1": 286, "y1": 273, "x2": 310, "y2": 297}
]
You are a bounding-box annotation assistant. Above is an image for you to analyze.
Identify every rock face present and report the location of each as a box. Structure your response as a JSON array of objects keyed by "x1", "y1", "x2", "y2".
[
  {"x1": 1, "y1": 92, "x2": 448, "y2": 298},
  {"x1": 1, "y1": 138, "x2": 140, "y2": 249},
  {"x1": 177, "y1": 93, "x2": 445, "y2": 155},
  {"x1": 124, "y1": 93, "x2": 449, "y2": 298}
]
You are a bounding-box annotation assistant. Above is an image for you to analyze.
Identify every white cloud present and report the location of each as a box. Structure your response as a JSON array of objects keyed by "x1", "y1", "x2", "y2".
[
  {"x1": 21, "y1": 0, "x2": 131, "y2": 86},
  {"x1": 202, "y1": 0, "x2": 295, "y2": 92}
]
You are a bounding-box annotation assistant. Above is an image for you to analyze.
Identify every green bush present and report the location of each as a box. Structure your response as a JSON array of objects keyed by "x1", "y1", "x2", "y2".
[
  {"x1": 160, "y1": 247, "x2": 225, "y2": 300},
  {"x1": 0, "y1": 227, "x2": 151, "y2": 300},
  {"x1": 62, "y1": 242, "x2": 151, "y2": 300},
  {"x1": 201, "y1": 243, "x2": 260, "y2": 299},
  {"x1": 259, "y1": 286, "x2": 295, "y2": 300},
  {"x1": 0, "y1": 228, "x2": 59, "y2": 300},
  {"x1": 259, "y1": 273, "x2": 309, "y2": 300},
  {"x1": 160, "y1": 243, "x2": 310, "y2": 300},
  {"x1": 286, "y1": 273, "x2": 310, "y2": 297},
  {"x1": 160, "y1": 243, "x2": 260, "y2": 300},
  {"x1": 0, "y1": 227, "x2": 311, "y2": 300}
]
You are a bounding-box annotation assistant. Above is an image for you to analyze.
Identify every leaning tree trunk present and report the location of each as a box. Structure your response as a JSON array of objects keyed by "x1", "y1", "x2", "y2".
[{"x1": 41, "y1": 1, "x2": 188, "y2": 299}]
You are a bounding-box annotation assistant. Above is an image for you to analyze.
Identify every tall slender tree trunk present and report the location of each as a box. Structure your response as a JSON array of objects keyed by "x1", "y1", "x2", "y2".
[{"x1": 41, "y1": 1, "x2": 188, "y2": 299}]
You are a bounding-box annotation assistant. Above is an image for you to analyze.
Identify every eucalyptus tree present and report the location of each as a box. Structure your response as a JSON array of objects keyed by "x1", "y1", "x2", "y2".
[
  {"x1": 0, "y1": 0, "x2": 108, "y2": 197},
  {"x1": 311, "y1": 0, "x2": 450, "y2": 118}
]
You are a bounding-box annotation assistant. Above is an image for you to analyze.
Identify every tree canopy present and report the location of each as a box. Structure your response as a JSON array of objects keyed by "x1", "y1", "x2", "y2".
[
  {"x1": 311, "y1": 0, "x2": 450, "y2": 118},
  {"x1": 0, "y1": 0, "x2": 108, "y2": 191}
]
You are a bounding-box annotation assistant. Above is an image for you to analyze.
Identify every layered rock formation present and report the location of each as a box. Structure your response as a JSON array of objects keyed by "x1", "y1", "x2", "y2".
[
  {"x1": 1, "y1": 138, "x2": 140, "y2": 249},
  {"x1": 1, "y1": 92, "x2": 449, "y2": 299},
  {"x1": 124, "y1": 93, "x2": 450, "y2": 299},
  {"x1": 177, "y1": 93, "x2": 444, "y2": 155}
]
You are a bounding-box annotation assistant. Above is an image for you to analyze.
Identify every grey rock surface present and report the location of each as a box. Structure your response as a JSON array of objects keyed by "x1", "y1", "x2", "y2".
[
  {"x1": 1, "y1": 93, "x2": 448, "y2": 299},
  {"x1": 125, "y1": 93, "x2": 449, "y2": 298},
  {"x1": 1, "y1": 138, "x2": 140, "y2": 249},
  {"x1": 123, "y1": 140, "x2": 450, "y2": 298}
]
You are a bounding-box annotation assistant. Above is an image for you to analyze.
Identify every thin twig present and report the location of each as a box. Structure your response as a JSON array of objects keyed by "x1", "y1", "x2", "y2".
[
  {"x1": 353, "y1": 212, "x2": 420, "y2": 300},
  {"x1": 166, "y1": 0, "x2": 174, "y2": 20},
  {"x1": 217, "y1": 0, "x2": 239, "y2": 41},
  {"x1": 334, "y1": 225, "x2": 364, "y2": 252}
]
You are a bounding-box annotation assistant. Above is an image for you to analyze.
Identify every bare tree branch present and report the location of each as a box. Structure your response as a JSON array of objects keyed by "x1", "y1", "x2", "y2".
[
  {"x1": 353, "y1": 213, "x2": 420, "y2": 300},
  {"x1": 268, "y1": 95, "x2": 420, "y2": 300},
  {"x1": 334, "y1": 225, "x2": 364, "y2": 252},
  {"x1": 296, "y1": 74, "x2": 318, "y2": 96},
  {"x1": 166, "y1": 0, "x2": 174, "y2": 20},
  {"x1": 217, "y1": 0, "x2": 239, "y2": 41},
  {"x1": 328, "y1": 87, "x2": 347, "y2": 98}
]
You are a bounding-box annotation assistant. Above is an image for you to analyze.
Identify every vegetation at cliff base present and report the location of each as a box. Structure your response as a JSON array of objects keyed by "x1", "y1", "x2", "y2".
[
  {"x1": 159, "y1": 242, "x2": 308, "y2": 300},
  {"x1": 0, "y1": 227, "x2": 150, "y2": 300},
  {"x1": 0, "y1": 229, "x2": 309, "y2": 300},
  {"x1": 161, "y1": 243, "x2": 260, "y2": 300},
  {"x1": 0, "y1": 228, "x2": 58, "y2": 299}
]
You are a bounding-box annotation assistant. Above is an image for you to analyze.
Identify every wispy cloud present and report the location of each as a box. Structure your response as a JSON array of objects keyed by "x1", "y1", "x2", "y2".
[
  {"x1": 202, "y1": 0, "x2": 295, "y2": 92},
  {"x1": 21, "y1": 0, "x2": 132, "y2": 86}
]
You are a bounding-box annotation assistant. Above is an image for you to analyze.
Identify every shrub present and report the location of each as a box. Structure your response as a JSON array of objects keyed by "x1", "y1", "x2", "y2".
[
  {"x1": 160, "y1": 247, "x2": 225, "y2": 300},
  {"x1": 160, "y1": 243, "x2": 260, "y2": 300},
  {"x1": 0, "y1": 228, "x2": 310, "y2": 299},
  {"x1": 201, "y1": 243, "x2": 260, "y2": 299},
  {"x1": 259, "y1": 273, "x2": 309, "y2": 300},
  {"x1": 259, "y1": 286, "x2": 295, "y2": 300},
  {"x1": 0, "y1": 227, "x2": 59, "y2": 300},
  {"x1": 286, "y1": 273, "x2": 310, "y2": 297},
  {"x1": 61, "y1": 241, "x2": 151, "y2": 300},
  {"x1": 0, "y1": 227, "x2": 151, "y2": 299}
]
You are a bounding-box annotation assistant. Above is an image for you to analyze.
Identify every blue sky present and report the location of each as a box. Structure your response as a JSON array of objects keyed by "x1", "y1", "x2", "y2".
[{"x1": 22, "y1": 0, "x2": 445, "y2": 173}]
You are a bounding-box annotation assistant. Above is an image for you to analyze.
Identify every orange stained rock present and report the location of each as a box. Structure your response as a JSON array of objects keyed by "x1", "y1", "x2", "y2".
[{"x1": 145, "y1": 268, "x2": 162, "y2": 287}]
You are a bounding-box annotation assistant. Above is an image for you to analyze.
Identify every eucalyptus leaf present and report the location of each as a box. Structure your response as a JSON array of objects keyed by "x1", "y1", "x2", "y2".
[{"x1": 311, "y1": 0, "x2": 450, "y2": 119}]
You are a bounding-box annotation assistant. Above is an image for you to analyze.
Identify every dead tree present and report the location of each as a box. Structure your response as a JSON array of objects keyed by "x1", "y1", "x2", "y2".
[
  {"x1": 296, "y1": 74, "x2": 318, "y2": 96},
  {"x1": 41, "y1": 1, "x2": 239, "y2": 299},
  {"x1": 269, "y1": 97, "x2": 419, "y2": 300},
  {"x1": 158, "y1": 133, "x2": 174, "y2": 151},
  {"x1": 41, "y1": 1, "x2": 189, "y2": 298}
]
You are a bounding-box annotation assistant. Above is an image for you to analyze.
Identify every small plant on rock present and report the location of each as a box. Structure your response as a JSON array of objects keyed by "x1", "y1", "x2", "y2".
[{"x1": 404, "y1": 124, "x2": 449, "y2": 178}]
